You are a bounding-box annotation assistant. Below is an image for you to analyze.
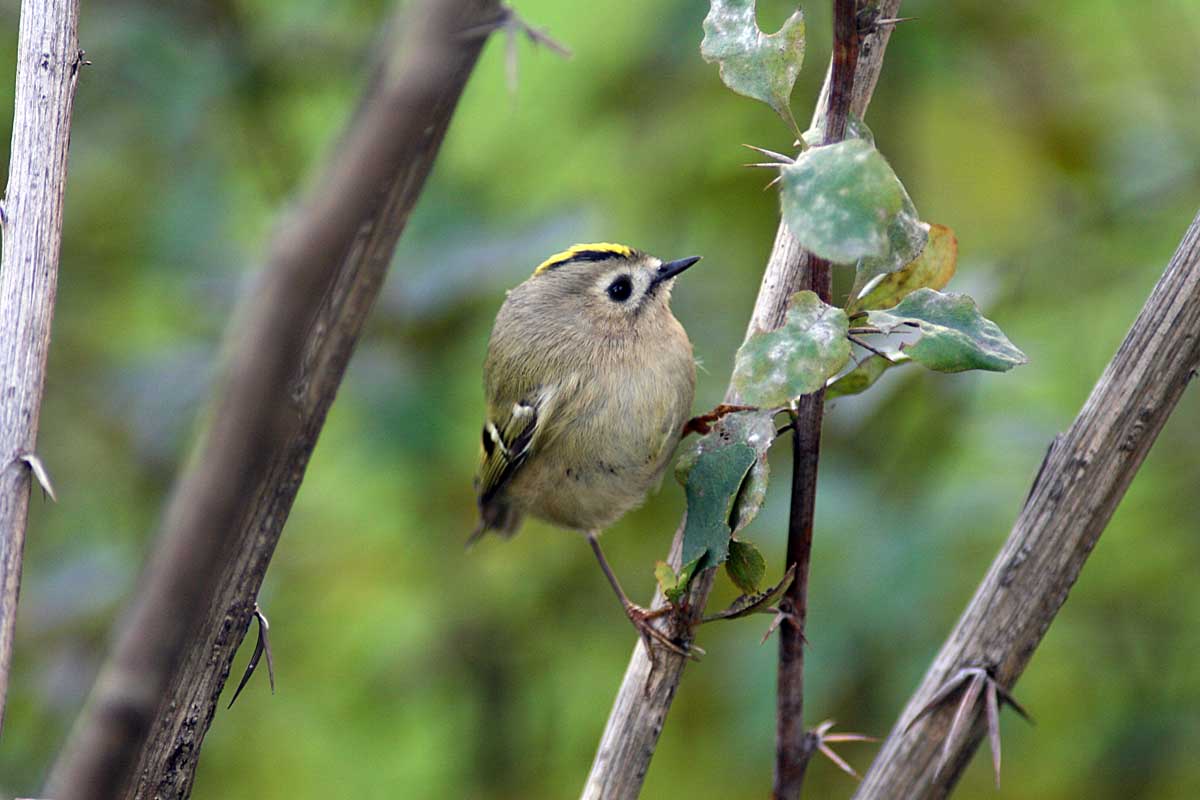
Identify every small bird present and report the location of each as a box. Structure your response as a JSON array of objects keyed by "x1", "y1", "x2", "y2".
[{"x1": 471, "y1": 243, "x2": 700, "y2": 654}]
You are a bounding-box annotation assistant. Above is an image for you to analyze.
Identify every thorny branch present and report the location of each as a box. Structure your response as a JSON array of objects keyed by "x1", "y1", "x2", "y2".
[
  {"x1": 0, "y1": 0, "x2": 82, "y2": 735},
  {"x1": 853, "y1": 209, "x2": 1200, "y2": 797},
  {"x1": 582, "y1": 3, "x2": 906, "y2": 798},
  {"x1": 773, "y1": 2, "x2": 867, "y2": 797}
]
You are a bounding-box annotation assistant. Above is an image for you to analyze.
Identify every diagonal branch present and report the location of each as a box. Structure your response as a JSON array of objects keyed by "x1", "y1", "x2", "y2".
[
  {"x1": 581, "y1": 3, "x2": 905, "y2": 798},
  {"x1": 853, "y1": 208, "x2": 1200, "y2": 798},
  {"x1": 0, "y1": 0, "x2": 82, "y2": 736},
  {"x1": 46, "y1": 1, "x2": 501, "y2": 797}
]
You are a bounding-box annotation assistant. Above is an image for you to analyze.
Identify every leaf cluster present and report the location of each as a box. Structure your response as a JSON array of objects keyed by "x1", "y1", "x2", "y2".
[{"x1": 670, "y1": 0, "x2": 1027, "y2": 611}]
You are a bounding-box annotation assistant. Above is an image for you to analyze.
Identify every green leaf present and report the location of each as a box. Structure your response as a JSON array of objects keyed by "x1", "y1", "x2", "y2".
[
  {"x1": 654, "y1": 561, "x2": 677, "y2": 592},
  {"x1": 672, "y1": 409, "x2": 776, "y2": 608},
  {"x1": 725, "y1": 538, "x2": 766, "y2": 593},
  {"x1": 780, "y1": 138, "x2": 925, "y2": 268},
  {"x1": 731, "y1": 291, "x2": 851, "y2": 406},
  {"x1": 694, "y1": 409, "x2": 776, "y2": 532},
  {"x1": 655, "y1": 559, "x2": 700, "y2": 605},
  {"x1": 865, "y1": 289, "x2": 1028, "y2": 372},
  {"x1": 678, "y1": 442, "x2": 757, "y2": 573},
  {"x1": 701, "y1": 0, "x2": 805, "y2": 134},
  {"x1": 851, "y1": 223, "x2": 958, "y2": 312},
  {"x1": 825, "y1": 353, "x2": 910, "y2": 398}
]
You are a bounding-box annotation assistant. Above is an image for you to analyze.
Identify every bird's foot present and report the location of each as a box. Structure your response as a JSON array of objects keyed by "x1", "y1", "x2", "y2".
[{"x1": 624, "y1": 602, "x2": 703, "y2": 662}]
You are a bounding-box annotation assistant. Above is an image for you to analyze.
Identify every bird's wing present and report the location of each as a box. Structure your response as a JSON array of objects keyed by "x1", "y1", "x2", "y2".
[{"x1": 476, "y1": 384, "x2": 559, "y2": 508}]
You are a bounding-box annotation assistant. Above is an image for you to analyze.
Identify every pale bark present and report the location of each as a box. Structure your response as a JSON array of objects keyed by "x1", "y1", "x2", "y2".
[
  {"x1": 0, "y1": 0, "x2": 82, "y2": 735},
  {"x1": 854, "y1": 208, "x2": 1200, "y2": 798}
]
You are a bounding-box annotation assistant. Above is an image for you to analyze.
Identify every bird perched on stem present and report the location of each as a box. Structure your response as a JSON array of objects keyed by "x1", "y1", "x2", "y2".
[{"x1": 471, "y1": 243, "x2": 700, "y2": 655}]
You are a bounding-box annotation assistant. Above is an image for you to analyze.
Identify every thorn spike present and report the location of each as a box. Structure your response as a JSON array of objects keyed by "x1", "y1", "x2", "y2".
[
  {"x1": 741, "y1": 143, "x2": 795, "y2": 163},
  {"x1": 228, "y1": 602, "x2": 276, "y2": 708},
  {"x1": 986, "y1": 683, "x2": 1002, "y2": 788},
  {"x1": 936, "y1": 672, "x2": 984, "y2": 778},
  {"x1": 19, "y1": 453, "x2": 57, "y2": 502}
]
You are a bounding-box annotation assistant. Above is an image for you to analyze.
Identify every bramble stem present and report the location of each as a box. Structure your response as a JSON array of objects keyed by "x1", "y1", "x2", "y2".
[{"x1": 773, "y1": 1, "x2": 864, "y2": 797}]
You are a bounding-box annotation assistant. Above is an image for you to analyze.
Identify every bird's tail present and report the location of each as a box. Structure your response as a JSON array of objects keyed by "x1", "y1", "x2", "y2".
[{"x1": 466, "y1": 500, "x2": 523, "y2": 550}]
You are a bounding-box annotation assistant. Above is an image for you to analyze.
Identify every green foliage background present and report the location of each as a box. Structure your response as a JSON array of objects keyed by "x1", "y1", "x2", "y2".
[{"x1": 2, "y1": 0, "x2": 1199, "y2": 797}]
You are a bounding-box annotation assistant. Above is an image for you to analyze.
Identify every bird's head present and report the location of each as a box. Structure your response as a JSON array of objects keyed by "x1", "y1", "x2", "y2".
[{"x1": 526, "y1": 243, "x2": 701, "y2": 333}]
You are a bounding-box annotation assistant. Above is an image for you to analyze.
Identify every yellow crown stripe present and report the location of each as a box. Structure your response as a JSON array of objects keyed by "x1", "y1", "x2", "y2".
[{"x1": 532, "y1": 243, "x2": 637, "y2": 276}]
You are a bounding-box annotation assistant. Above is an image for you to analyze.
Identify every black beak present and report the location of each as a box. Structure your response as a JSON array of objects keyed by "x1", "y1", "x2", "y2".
[{"x1": 652, "y1": 255, "x2": 701, "y2": 287}]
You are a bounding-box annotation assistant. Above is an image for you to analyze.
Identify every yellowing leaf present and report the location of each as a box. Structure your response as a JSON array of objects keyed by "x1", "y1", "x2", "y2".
[{"x1": 851, "y1": 223, "x2": 958, "y2": 312}]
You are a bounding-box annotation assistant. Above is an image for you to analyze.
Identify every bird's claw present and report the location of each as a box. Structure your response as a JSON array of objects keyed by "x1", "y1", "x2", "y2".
[{"x1": 625, "y1": 602, "x2": 702, "y2": 662}]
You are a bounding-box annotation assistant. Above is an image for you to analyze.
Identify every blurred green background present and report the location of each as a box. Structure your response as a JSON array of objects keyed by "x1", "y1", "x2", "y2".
[{"x1": 2, "y1": 0, "x2": 1199, "y2": 797}]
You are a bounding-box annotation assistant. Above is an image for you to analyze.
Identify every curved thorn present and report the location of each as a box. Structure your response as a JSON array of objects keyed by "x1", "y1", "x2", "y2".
[
  {"x1": 228, "y1": 603, "x2": 275, "y2": 708},
  {"x1": 256, "y1": 604, "x2": 276, "y2": 693}
]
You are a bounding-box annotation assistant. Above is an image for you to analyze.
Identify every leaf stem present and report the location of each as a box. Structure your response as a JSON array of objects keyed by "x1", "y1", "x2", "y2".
[
  {"x1": 847, "y1": 334, "x2": 896, "y2": 361},
  {"x1": 774, "y1": 1, "x2": 862, "y2": 798}
]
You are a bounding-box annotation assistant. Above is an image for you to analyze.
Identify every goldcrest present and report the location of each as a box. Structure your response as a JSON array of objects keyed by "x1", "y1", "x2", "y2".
[{"x1": 471, "y1": 243, "x2": 700, "y2": 654}]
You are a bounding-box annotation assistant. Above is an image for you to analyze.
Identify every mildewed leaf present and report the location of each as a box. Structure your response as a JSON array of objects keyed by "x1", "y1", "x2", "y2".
[
  {"x1": 701, "y1": 0, "x2": 806, "y2": 134},
  {"x1": 865, "y1": 289, "x2": 1028, "y2": 372},
  {"x1": 851, "y1": 223, "x2": 958, "y2": 312},
  {"x1": 780, "y1": 138, "x2": 924, "y2": 267},
  {"x1": 731, "y1": 291, "x2": 851, "y2": 406},
  {"x1": 677, "y1": 442, "x2": 757, "y2": 573}
]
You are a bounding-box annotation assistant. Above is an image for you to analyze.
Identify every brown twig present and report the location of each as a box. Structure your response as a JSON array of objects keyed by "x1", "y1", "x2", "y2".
[
  {"x1": 0, "y1": 0, "x2": 82, "y2": 735},
  {"x1": 46, "y1": 1, "x2": 501, "y2": 797},
  {"x1": 773, "y1": 2, "x2": 863, "y2": 797},
  {"x1": 581, "y1": 3, "x2": 905, "y2": 798},
  {"x1": 681, "y1": 403, "x2": 759, "y2": 437},
  {"x1": 852, "y1": 208, "x2": 1200, "y2": 797}
]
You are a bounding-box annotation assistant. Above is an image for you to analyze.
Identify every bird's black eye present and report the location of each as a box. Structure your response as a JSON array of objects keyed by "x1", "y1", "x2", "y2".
[{"x1": 607, "y1": 275, "x2": 633, "y2": 302}]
